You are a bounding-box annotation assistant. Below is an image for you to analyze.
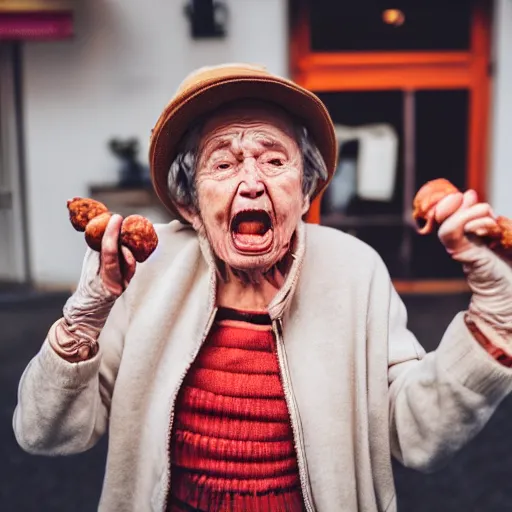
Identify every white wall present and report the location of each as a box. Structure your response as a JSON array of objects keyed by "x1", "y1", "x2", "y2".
[
  {"x1": 489, "y1": 0, "x2": 512, "y2": 217},
  {"x1": 22, "y1": 0, "x2": 288, "y2": 286}
]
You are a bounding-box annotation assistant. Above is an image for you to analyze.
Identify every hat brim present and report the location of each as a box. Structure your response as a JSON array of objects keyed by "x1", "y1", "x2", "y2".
[{"x1": 149, "y1": 75, "x2": 337, "y2": 221}]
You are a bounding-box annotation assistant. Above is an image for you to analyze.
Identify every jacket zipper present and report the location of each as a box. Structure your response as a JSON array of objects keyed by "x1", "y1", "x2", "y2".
[
  {"x1": 161, "y1": 305, "x2": 218, "y2": 511},
  {"x1": 272, "y1": 317, "x2": 316, "y2": 512}
]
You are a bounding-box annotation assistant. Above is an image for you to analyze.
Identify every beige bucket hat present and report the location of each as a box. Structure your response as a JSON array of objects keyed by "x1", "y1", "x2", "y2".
[{"x1": 149, "y1": 63, "x2": 337, "y2": 219}]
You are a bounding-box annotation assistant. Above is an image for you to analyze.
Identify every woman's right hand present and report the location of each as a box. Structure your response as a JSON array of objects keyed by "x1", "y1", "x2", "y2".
[
  {"x1": 100, "y1": 214, "x2": 137, "y2": 297},
  {"x1": 48, "y1": 214, "x2": 137, "y2": 362}
]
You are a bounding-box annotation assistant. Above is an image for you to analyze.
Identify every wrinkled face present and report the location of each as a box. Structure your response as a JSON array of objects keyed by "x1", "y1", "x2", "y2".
[{"x1": 187, "y1": 105, "x2": 309, "y2": 272}]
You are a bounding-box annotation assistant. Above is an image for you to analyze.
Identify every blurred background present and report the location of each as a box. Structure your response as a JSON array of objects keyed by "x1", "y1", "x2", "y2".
[{"x1": 1, "y1": 0, "x2": 512, "y2": 510}]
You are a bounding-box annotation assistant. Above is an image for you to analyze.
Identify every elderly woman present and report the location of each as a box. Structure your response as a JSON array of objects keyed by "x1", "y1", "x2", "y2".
[{"x1": 13, "y1": 64, "x2": 512, "y2": 512}]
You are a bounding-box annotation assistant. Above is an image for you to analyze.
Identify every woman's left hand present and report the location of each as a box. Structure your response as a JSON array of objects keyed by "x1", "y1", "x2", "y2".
[
  {"x1": 435, "y1": 189, "x2": 497, "y2": 256},
  {"x1": 434, "y1": 189, "x2": 512, "y2": 352}
]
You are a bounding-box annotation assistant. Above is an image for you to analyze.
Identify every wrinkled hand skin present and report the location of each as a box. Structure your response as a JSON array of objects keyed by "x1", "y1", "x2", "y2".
[
  {"x1": 413, "y1": 178, "x2": 512, "y2": 258},
  {"x1": 67, "y1": 197, "x2": 159, "y2": 262},
  {"x1": 67, "y1": 197, "x2": 109, "y2": 232}
]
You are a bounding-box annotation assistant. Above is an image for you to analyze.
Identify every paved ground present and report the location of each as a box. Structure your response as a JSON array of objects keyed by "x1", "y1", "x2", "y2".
[{"x1": 2, "y1": 291, "x2": 512, "y2": 511}]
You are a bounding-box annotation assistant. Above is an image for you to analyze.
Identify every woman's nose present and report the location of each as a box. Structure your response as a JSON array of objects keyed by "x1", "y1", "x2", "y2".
[{"x1": 238, "y1": 164, "x2": 265, "y2": 199}]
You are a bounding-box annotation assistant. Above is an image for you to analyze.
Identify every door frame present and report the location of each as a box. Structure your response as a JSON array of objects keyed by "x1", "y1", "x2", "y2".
[
  {"x1": 289, "y1": 0, "x2": 493, "y2": 225},
  {"x1": 0, "y1": 42, "x2": 30, "y2": 284}
]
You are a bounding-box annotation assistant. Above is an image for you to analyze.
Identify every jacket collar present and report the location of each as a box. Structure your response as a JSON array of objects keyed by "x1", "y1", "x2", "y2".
[{"x1": 197, "y1": 221, "x2": 307, "y2": 321}]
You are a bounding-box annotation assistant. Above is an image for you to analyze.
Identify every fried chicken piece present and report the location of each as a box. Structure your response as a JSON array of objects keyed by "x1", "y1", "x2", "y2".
[
  {"x1": 67, "y1": 197, "x2": 109, "y2": 232},
  {"x1": 67, "y1": 197, "x2": 158, "y2": 262},
  {"x1": 486, "y1": 216, "x2": 512, "y2": 253},
  {"x1": 497, "y1": 217, "x2": 512, "y2": 250},
  {"x1": 412, "y1": 178, "x2": 459, "y2": 234},
  {"x1": 120, "y1": 215, "x2": 158, "y2": 263}
]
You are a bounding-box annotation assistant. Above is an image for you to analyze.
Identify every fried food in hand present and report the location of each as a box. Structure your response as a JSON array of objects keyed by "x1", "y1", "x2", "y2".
[
  {"x1": 67, "y1": 197, "x2": 109, "y2": 232},
  {"x1": 412, "y1": 178, "x2": 512, "y2": 257},
  {"x1": 120, "y1": 215, "x2": 158, "y2": 263},
  {"x1": 67, "y1": 197, "x2": 158, "y2": 262},
  {"x1": 412, "y1": 178, "x2": 459, "y2": 234},
  {"x1": 487, "y1": 216, "x2": 512, "y2": 252}
]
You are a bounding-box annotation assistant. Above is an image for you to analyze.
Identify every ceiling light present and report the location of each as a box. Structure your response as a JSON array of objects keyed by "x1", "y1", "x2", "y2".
[{"x1": 382, "y1": 9, "x2": 405, "y2": 27}]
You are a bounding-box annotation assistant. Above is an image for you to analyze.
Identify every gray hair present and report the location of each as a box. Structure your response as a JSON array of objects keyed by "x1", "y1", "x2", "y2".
[{"x1": 167, "y1": 112, "x2": 328, "y2": 212}]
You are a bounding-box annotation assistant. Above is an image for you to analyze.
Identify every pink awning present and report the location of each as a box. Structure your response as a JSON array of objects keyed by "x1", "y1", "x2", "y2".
[{"x1": 0, "y1": 12, "x2": 73, "y2": 40}]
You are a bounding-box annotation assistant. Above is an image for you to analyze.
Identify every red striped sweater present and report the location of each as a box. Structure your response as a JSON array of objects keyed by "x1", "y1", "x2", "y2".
[{"x1": 167, "y1": 307, "x2": 304, "y2": 511}]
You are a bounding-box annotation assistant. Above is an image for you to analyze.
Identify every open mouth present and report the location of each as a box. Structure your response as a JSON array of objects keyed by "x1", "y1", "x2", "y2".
[{"x1": 230, "y1": 210, "x2": 273, "y2": 253}]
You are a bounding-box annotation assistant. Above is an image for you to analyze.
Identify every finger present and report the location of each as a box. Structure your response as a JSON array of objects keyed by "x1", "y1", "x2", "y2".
[
  {"x1": 121, "y1": 246, "x2": 136, "y2": 284},
  {"x1": 100, "y1": 214, "x2": 123, "y2": 279},
  {"x1": 434, "y1": 193, "x2": 464, "y2": 224},
  {"x1": 462, "y1": 190, "x2": 497, "y2": 219},
  {"x1": 438, "y1": 203, "x2": 493, "y2": 246},
  {"x1": 461, "y1": 189, "x2": 478, "y2": 208},
  {"x1": 101, "y1": 214, "x2": 123, "y2": 255},
  {"x1": 464, "y1": 217, "x2": 498, "y2": 237},
  {"x1": 442, "y1": 202, "x2": 493, "y2": 233},
  {"x1": 455, "y1": 202, "x2": 493, "y2": 224}
]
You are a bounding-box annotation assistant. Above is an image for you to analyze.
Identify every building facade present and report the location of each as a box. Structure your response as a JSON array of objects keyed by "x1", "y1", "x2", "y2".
[{"x1": 1, "y1": 0, "x2": 511, "y2": 288}]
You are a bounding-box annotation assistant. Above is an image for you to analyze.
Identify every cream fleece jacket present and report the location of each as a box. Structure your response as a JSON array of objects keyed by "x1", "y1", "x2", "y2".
[{"x1": 13, "y1": 221, "x2": 512, "y2": 512}]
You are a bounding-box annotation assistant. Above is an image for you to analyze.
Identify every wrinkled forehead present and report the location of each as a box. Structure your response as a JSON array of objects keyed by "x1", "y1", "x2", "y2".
[{"x1": 199, "y1": 100, "x2": 299, "y2": 148}]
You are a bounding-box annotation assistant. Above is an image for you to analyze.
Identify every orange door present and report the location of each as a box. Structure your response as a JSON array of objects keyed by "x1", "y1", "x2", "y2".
[{"x1": 290, "y1": 0, "x2": 492, "y2": 225}]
